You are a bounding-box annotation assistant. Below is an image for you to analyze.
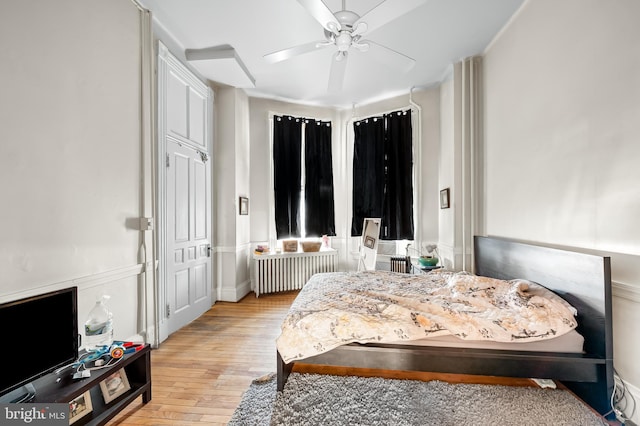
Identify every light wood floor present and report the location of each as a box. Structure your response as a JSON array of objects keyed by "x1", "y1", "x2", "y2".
[
  {"x1": 109, "y1": 290, "x2": 602, "y2": 425},
  {"x1": 111, "y1": 291, "x2": 298, "y2": 425}
]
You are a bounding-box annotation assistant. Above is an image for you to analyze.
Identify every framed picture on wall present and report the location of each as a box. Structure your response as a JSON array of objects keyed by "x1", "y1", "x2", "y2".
[
  {"x1": 239, "y1": 197, "x2": 249, "y2": 215},
  {"x1": 440, "y1": 188, "x2": 450, "y2": 209}
]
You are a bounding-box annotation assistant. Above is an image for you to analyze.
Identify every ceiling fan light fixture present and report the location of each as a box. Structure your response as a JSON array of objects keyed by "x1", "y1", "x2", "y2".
[
  {"x1": 352, "y1": 41, "x2": 369, "y2": 52},
  {"x1": 351, "y1": 21, "x2": 368, "y2": 36},
  {"x1": 335, "y1": 32, "x2": 352, "y2": 51}
]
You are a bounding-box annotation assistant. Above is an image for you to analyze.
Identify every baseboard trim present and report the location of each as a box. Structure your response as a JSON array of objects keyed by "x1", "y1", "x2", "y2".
[
  {"x1": 219, "y1": 279, "x2": 251, "y2": 302},
  {"x1": 612, "y1": 281, "x2": 640, "y2": 303}
]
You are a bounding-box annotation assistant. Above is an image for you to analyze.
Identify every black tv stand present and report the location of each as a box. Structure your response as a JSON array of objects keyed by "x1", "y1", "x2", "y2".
[
  {"x1": 30, "y1": 345, "x2": 151, "y2": 426},
  {"x1": 0, "y1": 383, "x2": 36, "y2": 403}
]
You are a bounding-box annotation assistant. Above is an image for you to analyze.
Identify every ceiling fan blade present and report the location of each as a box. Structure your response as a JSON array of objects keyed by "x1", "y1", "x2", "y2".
[
  {"x1": 264, "y1": 41, "x2": 329, "y2": 64},
  {"x1": 328, "y1": 52, "x2": 348, "y2": 92},
  {"x1": 297, "y1": 0, "x2": 340, "y2": 32},
  {"x1": 355, "y1": 0, "x2": 426, "y2": 35},
  {"x1": 365, "y1": 40, "x2": 415, "y2": 72}
]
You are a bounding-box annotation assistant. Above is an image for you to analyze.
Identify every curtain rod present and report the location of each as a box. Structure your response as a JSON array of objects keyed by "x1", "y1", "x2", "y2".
[
  {"x1": 350, "y1": 106, "x2": 415, "y2": 124},
  {"x1": 272, "y1": 113, "x2": 332, "y2": 123}
]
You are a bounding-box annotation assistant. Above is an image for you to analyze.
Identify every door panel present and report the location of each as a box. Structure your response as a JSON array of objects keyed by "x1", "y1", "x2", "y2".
[
  {"x1": 194, "y1": 160, "x2": 207, "y2": 239},
  {"x1": 167, "y1": 71, "x2": 188, "y2": 138},
  {"x1": 175, "y1": 269, "x2": 189, "y2": 311},
  {"x1": 165, "y1": 140, "x2": 211, "y2": 335},
  {"x1": 174, "y1": 153, "x2": 190, "y2": 241},
  {"x1": 188, "y1": 87, "x2": 205, "y2": 146},
  {"x1": 193, "y1": 263, "x2": 207, "y2": 300}
]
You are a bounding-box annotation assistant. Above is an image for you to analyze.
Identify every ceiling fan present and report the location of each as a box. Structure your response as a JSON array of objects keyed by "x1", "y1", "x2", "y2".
[{"x1": 264, "y1": 0, "x2": 426, "y2": 92}]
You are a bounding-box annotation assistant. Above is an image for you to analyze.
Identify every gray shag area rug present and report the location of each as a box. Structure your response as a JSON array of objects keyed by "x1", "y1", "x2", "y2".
[{"x1": 228, "y1": 372, "x2": 606, "y2": 426}]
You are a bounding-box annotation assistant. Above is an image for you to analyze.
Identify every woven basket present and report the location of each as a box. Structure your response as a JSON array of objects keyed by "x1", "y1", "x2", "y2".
[
  {"x1": 301, "y1": 241, "x2": 322, "y2": 252},
  {"x1": 282, "y1": 240, "x2": 298, "y2": 252}
]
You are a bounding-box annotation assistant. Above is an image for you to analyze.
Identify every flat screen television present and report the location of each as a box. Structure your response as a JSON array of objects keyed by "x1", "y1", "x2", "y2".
[{"x1": 0, "y1": 287, "x2": 79, "y2": 402}]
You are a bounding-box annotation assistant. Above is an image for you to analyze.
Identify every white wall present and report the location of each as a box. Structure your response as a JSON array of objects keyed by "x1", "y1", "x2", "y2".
[
  {"x1": 0, "y1": 1, "x2": 149, "y2": 343},
  {"x1": 439, "y1": 76, "x2": 456, "y2": 269},
  {"x1": 214, "y1": 87, "x2": 253, "y2": 301},
  {"x1": 215, "y1": 88, "x2": 240, "y2": 248},
  {"x1": 235, "y1": 90, "x2": 252, "y2": 296},
  {"x1": 483, "y1": 0, "x2": 640, "y2": 421}
]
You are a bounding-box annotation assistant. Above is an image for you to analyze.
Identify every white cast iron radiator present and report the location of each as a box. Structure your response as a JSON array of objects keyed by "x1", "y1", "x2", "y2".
[{"x1": 252, "y1": 249, "x2": 337, "y2": 297}]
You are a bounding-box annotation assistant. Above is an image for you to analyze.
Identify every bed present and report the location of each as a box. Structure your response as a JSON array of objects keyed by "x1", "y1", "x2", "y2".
[{"x1": 276, "y1": 236, "x2": 614, "y2": 418}]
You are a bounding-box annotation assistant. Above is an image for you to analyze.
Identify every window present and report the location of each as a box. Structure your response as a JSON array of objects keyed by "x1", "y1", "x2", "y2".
[
  {"x1": 351, "y1": 110, "x2": 414, "y2": 241},
  {"x1": 272, "y1": 115, "x2": 336, "y2": 240}
]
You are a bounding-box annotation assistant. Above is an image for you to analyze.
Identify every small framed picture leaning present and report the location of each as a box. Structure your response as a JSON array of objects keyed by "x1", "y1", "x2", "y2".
[
  {"x1": 100, "y1": 369, "x2": 131, "y2": 404},
  {"x1": 69, "y1": 390, "x2": 93, "y2": 425}
]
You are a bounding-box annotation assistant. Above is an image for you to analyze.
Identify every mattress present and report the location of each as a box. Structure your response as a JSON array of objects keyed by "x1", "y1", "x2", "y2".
[
  {"x1": 389, "y1": 329, "x2": 584, "y2": 353},
  {"x1": 277, "y1": 270, "x2": 581, "y2": 363}
]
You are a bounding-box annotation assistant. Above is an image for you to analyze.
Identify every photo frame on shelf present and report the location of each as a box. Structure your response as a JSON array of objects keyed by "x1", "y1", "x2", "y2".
[
  {"x1": 440, "y1": 188, "x2": 450, "y2": 209},
  {"x1": 69, "y1": 390, "x2": 93, "y2": 425},
  {"x1": 239, "y1": 197, "x2": 249, "y2": 215},
  {"x1": 100, "y1": 369, "x2": 131, "y2": 404}
]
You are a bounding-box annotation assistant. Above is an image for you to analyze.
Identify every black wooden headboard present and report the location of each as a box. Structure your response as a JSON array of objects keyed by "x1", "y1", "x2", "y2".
[{"x1": 474, "y1": 236, "x2": 614, "y2": 415}]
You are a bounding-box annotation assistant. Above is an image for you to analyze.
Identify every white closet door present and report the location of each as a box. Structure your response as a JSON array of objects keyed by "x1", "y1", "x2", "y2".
[{"x1": 158, "y1": 43, "x2": 213, "y2": 342}]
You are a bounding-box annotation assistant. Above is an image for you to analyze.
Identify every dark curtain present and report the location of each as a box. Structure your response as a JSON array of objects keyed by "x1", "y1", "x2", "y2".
[
  {"x1": 304, "y1": 119, "x2": 336, "y2": 237},
  {"x1": 382, "y1": 110, "x2": 414, "y2": 240},
  {"x1": 273, "y1": 115, "x2": 302, "y2": 239},
  {"x1": 351, "y1": 117, "x2": 385, "y2": 236}
]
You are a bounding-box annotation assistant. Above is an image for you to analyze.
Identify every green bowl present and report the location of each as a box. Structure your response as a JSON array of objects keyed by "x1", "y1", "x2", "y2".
[{"x1": 419, "y1": 256, "x2": 438, "y2": 267}]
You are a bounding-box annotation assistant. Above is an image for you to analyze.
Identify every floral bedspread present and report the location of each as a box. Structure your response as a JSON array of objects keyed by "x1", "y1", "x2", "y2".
[{"x1": 276, "y1": 270, "x2": 578, "y2": 363}]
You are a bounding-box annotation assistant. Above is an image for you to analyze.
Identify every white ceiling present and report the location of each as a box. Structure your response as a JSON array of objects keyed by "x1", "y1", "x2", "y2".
[{"x1": 139, "y1": 0, "x2": 525, "y2": 108}]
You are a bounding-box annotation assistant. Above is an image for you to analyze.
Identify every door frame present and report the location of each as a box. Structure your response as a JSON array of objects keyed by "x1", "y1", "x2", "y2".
[{"x1": 156, "y1": 42, "x2": 214, "y2": 344}]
